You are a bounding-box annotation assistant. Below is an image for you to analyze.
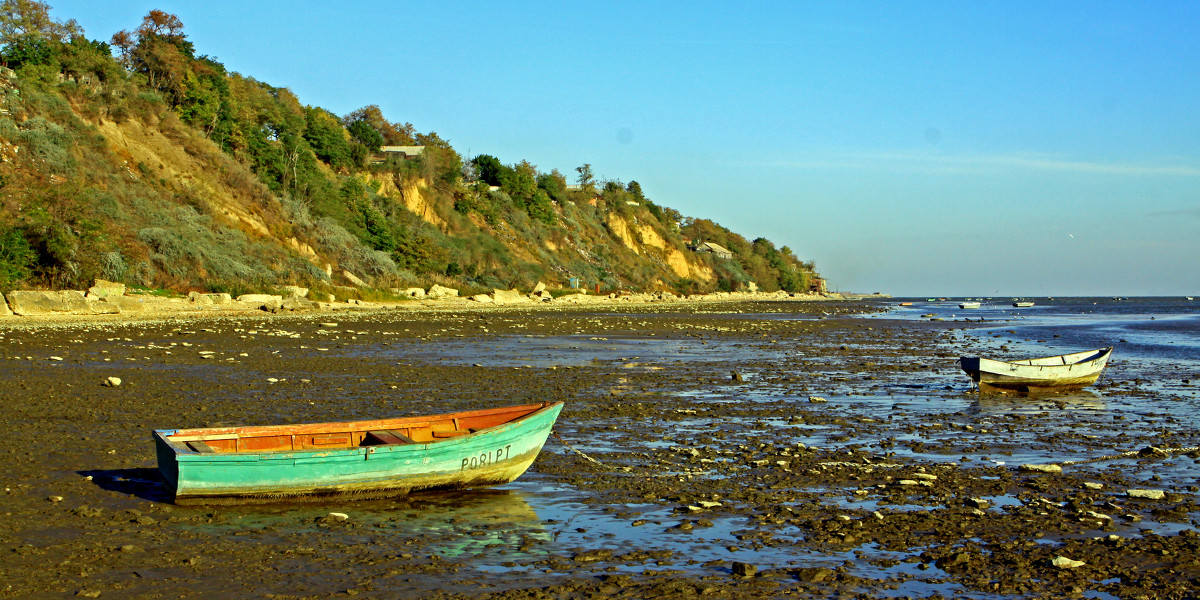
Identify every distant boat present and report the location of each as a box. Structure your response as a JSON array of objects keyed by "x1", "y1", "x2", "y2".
[
  {"x1": 1188, "y1": 297, "x2": 1194, "y2": 301},
  {"x1": 959, "y1": 347, "x2": 1113, "y2": 393},
  {"x1": 899, "y1": 302, "x2": 913, "y2": 306},
  {"x1": 958, "y1": 301, "x2": 981, "y2": 309},
  {"x1": 1013, "y1": 301, "x2": 1035, "y2": 307},
  {"x1": 155, "y1": 402, "x2": 564, "y2": 504}
]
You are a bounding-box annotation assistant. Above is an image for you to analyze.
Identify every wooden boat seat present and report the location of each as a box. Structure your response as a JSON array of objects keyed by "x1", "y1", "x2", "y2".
[
  {"x1": 187, "y1": 440, "x2": 216, "y2": 453},
  {"x1": 364, "y1": 430, "x2": 417, "y2": 445},
  {"x1": 431, "y1": 430, "x2": 469, "y2": 439}
]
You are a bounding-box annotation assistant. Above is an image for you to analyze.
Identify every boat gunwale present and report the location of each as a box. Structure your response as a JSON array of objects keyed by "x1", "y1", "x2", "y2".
[{"x1": 154, "y1": 401, "x2": 562, "y2": 456}]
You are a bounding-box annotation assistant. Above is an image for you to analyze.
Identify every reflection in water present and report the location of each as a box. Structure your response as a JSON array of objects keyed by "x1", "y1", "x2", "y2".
[
  {"x1": 969, "y1": 390, "x2": 1106, "y2": 415},
  {"x1": 178, "y1": 489, "x2": 548, "y2": 559}
]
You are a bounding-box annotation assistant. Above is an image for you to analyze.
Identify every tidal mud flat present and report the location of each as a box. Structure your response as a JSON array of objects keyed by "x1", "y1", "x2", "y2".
[{"x1": 0, "y1": 301, "x2": 1197, "y2": 599}]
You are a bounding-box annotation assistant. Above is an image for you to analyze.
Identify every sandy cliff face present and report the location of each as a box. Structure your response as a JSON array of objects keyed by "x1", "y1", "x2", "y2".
[
  {"x1": 373, "y1": 174, "x2": 446, "y2": 228},
  {"x1": 95, "y1": 118, "x2": 278, "y2": 240},
  {"x1": 607, "y1": 213, "x2": 713, "y2": 281}
]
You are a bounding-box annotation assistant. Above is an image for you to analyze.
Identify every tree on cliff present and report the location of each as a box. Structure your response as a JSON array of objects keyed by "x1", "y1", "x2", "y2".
[
  {"x1": 0, "y1": 0, "x2": 80, "y2": 68},
  {"x1": 0, "y1": 0, "x2": 80, "y2": 47}
]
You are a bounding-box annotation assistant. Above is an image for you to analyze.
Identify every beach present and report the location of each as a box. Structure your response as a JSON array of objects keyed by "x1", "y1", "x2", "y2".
[{"x1": 1, "y1": 299, "x2": 1197, "y2": 599}]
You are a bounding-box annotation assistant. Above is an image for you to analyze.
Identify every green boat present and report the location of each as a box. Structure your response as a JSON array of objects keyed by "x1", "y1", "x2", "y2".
[{"x1": 154, "y1": 401, "x2": 564, "y2": 504}]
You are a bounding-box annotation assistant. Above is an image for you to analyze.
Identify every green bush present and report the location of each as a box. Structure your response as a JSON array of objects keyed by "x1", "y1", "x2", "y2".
[{"x1": 0, "y1": 228, "x2": 36, "y2": 290}]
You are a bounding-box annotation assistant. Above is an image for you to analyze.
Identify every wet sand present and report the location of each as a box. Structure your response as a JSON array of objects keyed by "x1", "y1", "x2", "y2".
[{"x1": 1, "y1": 301, "x2": 1197, "y2": 599}]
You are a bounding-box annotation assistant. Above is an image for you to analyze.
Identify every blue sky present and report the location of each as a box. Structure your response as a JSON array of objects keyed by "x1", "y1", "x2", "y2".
[{"x1": 52, "y1": 1, "x2": 1200, "y2": 296}]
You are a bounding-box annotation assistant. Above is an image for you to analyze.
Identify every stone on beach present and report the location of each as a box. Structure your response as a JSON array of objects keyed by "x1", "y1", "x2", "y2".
[
  {"x1": 1019, "y1": 463, "x2": 1063, "y2": 474},
  {"x1": 427, "y1": 284, "x2": 459, "y2": 299},
  {"x1": 1127, "y1": 489, "x2": 1166, "y2": 500},
  {"x1": 1052, "y1": 555, "x2": 1086, "y2": 569}
]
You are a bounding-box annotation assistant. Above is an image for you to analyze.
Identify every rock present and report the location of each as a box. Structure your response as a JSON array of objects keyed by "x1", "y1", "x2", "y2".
[
  {"x1": 793, "y1": 567, "x2": 834, "y2": 582},
  {"x1": 427, "y1": 284, "x2": 459, "y2": 299},
  {"x1": 75, "y1": 590, "x2": 102, "y2": 598},
  {"x1": 807, "y1": 396, "x2": 827, "y2": 403},
  {"x1": 1127, "y1": 489, "x2": 1166, "y2": 500},
  {"x1": 322, "y1": 512, "x2": 349, "y2": 523},
  {"x1": 469, "y1": 294, "x2": 494, "y2": 303},
  {"x1": 936, "y1": 552, "x2": 971, "y2": 569},
  {"x1": 731, "y1": 562, "x2": 757, "y2": 578},
  {"x1": 491, "y1": 288, "x2": 530, "y2": 304},
  {"x1": 965, "y1": 497, "x2": 990, "y2": 509},
  {"x1": 1084, "y1": 482, "x2": 1105, "y2": 490},
  {"x1": 236, "y1": 294, "x2": 283, "y2": 310},
  {"x1": 572, "y1": 549, "x2": 614, "y2": 562},
  {"x1": 279, "y1": 285, "x2": 309, "y2": 298},
  {"x1": 396, "y1": 287, "x2": 426, "y2": 299},
  {"x1": 0, "y1": 294, "x2": 10, "y2": 316},
  {"x1": 1138, "y1": 446, "x2": 1169, "y2": 458},
  {"x1": 533, "y1": 281, "x2": 547, "y2": 293},
  {"x1": 6, "y1": 290, "x2": 91, "y2": 315},
  {"x1": 86, "y1": 298, "x2": 120, "y2": 314},
  {"x1": 731, "y1": 372, "x2": 744, "y2": 382},
  {"x1": 187, "y1": 291, "x2": 212, "y2": 306},
  {"x1": 1051, "y1": 555, "x2": 1085, "y2": 569},
  {"x1": 1019, "y1": 463, "x2": 1063, "y2": 474},
  {"x1": 274, "y1": 296, "x2": 318, "y2": 312},
  {"x1": 342, "y1": 270, "x2": 367, "y2": 287},
  {"x1": 103, "y1": 377, "x2": 122, "y2": 387},
  {"x1": 86, "y1": 279, "x2": 125, "y2": 299},
  {"x1": 530, "y1": 290, "x2": 553, "y2": 302},
  {"x1": 47, "y1": 495, "x2": 63, "y2": 502}
]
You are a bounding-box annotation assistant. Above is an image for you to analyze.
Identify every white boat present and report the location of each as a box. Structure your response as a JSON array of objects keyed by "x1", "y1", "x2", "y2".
[
  {"x1": 958, "y1": 301, "x2": 981, "y2": 309},
  {"x1": 958, "y1": 347, "x2": 1113, "y2": 393},
  {"x1": 1013, "y1": 301, "x2": 1035, "y2": 308}
]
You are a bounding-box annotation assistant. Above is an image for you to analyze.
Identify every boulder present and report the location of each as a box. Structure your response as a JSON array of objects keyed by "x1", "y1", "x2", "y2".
[
  {"x1": 237, "y1": 294, "x2": 283, "y2": 310},
  {"x1": 469, "y1": 294, "x2": 494, "y2": 303},
  {"x1": 188, "y1": 291, "x2": 213, "y2": 306},
  {"x1": 86, "y1": 279, "x2": 125, "y2": 299},
  {"x1": 531, "y1": 290, "x2": 553, "y2": 302},
  {"x1": 86, "y1": 298, "x2": 121, "y2": 314},
  {"x1": 342, "y1": 270, "x2": 367, "y2": 287},
  {"x1": 188, "y1": 292, "x2": 232, "y2": 306},
  {"x1": 1051, "y1": 555, "x2": 1085, "y2": 569},
  {"x1": 731, "y1": 562, "x2": 757, "y2": 578},
  {"x1": 270, "y1": 296, "x2": 318, "y2": 312},
  {"x1": 279, "y1": 286, "x2": 309, "y2": 298},
  {"x1": 1019, "y1": 464, "x2": 1063, "y2": 474},
  {"x1": 491, "y1": 288, "x2": 530, "y2": 305},
  {"x1": 394, "y1": 287, "x2": 426, "y2": 299},
  {"x1": 427, "y1": 284, "x2": 459, "y2": 299},
  {"x1": 0, "y1": 295, "x2": 11, "y2": 316},
  {"x1": 1127, "y1": 489, "x2": 1166, "y2": 500},
  {"x1": 533, "y1": 281, "x2": 547, "y2": 293},
  {"x1": 6, "y1": 290, "x2": 92, "y2": 315}
]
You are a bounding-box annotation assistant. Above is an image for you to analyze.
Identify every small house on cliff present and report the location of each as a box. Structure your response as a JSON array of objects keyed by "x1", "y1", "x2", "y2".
[
  {"x1": 689, "y1": 241, "x2": 733, "y2": 260},
  {"x1": 377, "y1": 146, "x2": 425, "y2": 160}
]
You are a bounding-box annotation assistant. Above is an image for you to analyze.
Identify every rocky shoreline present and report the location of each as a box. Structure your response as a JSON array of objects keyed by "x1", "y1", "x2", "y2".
[
  {"x1": 0, "y1": 300, "x2": 1195, "y2": 599},
  {"x1": 0, "y1": 279, "x2": 881, "y2": 325}
]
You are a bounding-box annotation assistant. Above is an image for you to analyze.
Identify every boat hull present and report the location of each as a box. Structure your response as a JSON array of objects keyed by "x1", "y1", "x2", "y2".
[
  {"x1": 959, "y1": 347, "x2": 1113, "y2": 393},
  {"x1": 154, "y1": 402, "x2": 563, "y2": 504}
]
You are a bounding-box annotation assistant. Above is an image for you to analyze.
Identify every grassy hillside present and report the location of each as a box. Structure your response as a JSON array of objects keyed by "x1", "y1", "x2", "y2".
[{"x1": 0, "y1": 4, "x2": 821, "y2": 298}]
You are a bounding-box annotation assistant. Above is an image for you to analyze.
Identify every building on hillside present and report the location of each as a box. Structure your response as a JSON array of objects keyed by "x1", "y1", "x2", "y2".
[
  {"x1": 376, "y1": 146, "x2": 425, "y2": 161},
  {"x1": 809, "y1": 276, "x2": 827, "y2": 293},
  {"x1": 688, "y1": 241, "x2": 733, "y2": 260}
]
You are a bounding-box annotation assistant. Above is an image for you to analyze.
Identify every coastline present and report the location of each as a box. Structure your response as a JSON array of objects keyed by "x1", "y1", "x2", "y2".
[{"x1": 0, "y1": 287, "x2": 888, "y2": 329}]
